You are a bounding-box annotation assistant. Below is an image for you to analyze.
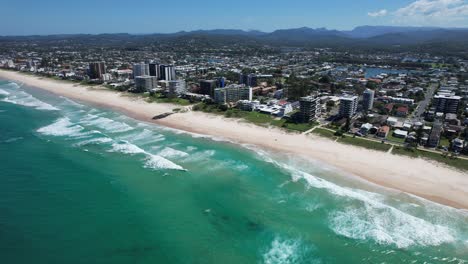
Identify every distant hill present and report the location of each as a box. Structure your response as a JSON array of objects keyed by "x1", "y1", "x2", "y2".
[
  {"x1": 2, "y1": 26, "x2": 468, "y2": 57},
  {"x1": 344, "y1": 26, "x2": 441, "y2": 38}
]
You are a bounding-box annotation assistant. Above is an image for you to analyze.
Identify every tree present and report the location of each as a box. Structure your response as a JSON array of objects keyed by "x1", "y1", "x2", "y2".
[
  {"x1": 319, "y1": 75, "x2": 331, "y2": 84},
  {"x1": 366, "y1": 81, "x2": 377, "y2": 89},
  {"x1": 343, "y1": 118, "x2": 351, "y2": 132}
]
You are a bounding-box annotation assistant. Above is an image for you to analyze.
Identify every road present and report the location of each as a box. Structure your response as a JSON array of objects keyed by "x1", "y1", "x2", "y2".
[{"x1": 413, "y1": 82, "x2": 439, "y2": 119}]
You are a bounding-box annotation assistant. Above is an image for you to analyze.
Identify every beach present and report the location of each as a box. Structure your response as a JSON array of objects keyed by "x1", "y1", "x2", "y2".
[{"x1": 1, "y1": 69, "x2": 467, "y2": 209}]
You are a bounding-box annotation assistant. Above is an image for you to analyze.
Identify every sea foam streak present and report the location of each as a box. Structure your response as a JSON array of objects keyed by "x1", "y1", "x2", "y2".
[
  {"x1": 110, "y1": 141, "x2": 185, "y2": 171},
  {"x1": 2, "y1": 91, "x2": 59, "y2": 111}
]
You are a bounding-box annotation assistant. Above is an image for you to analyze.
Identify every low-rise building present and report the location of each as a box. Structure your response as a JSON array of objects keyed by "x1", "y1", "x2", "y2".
[{"x1": 376, "y1": 126, "x2": 390, "y2": 138}]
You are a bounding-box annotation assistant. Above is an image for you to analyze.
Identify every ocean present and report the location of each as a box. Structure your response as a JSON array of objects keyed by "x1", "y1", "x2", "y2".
[{"x1": 0, "y1": 80, "x2": 467, "y2": 263}]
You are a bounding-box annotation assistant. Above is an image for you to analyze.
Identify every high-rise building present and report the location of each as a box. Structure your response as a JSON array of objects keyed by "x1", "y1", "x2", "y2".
[
  {"x1": 362, "y1": 89, "x2": 375, "y2": 111},
  {"x1": 214, "y1": 85, "x2": 252, "y2": 104},
  {"x1": 134, "y1": 76, "x2": 157, "y2": 92},
  {"x1": 200, "y1": 80, "x2": 218, "y2": 97},
  {"x1": 299, "y1": 96, "x2": 321, "y2": 122},
  {"x1": 433, "y1": 94, "x2": 461, "y2": 114},
  {"x1": 89, "y1": 62, "x2": 106, "y2": 80},
  {"x1": 133, "y1": 63, "x2": 150, "y2": 78},
  {"x1": 158, "y1": 65, "x2": 176, "y2": 81},
  {"x1": 339, "y1": 95, "x2": 358, "y2": 118},
  {"x1": 218, "y1": 77, "x2": 226, "y2": 88},
  {"x1": 167, "y1": 80, "x2": 187, "y2": 98},
  {"x1": 149, "y1": 63, "x2": 161, "y2": 79},
  {"x1": 240, "y1": 73, "x2": 257, "y2": 87}
]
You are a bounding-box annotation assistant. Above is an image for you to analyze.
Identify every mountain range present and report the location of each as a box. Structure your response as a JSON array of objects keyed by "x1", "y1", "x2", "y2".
[{"x1": 2, "y1": 26, "x2": 468, "y2": 56}]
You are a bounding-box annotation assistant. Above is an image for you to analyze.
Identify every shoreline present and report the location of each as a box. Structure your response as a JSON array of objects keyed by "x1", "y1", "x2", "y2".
[{"x1": 1, "y1": 69, "x2": 468, "y2": 209}]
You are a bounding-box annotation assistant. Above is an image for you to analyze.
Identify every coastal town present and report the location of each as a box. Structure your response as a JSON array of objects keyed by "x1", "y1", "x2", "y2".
[{"x1": 1, "y1": 35, "x2": 467, "y2": 170}]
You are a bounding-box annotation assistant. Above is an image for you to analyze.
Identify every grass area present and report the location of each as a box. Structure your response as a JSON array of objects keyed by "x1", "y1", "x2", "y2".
[
  {"x1": 439, "y1": 137, "x2": 450, "y2": 147},
  {"x1": 282, "y1": 122, "x2": 317, "y2": 132},
  {"x1": 338, "y1": 136, "x2": 392, "y2": 152},
  {"x1": 146, "y1": 94, "x2": 191, "y2": 106},
  {"x1": 311, "y1": 128, "x2": 337, "y2": 139},
  {"x1": 392, "y1": 146, "x2": 468, "y2": 171},
  {"x1": 192, "y1": 103, "x2": 317, "y2": 132}
]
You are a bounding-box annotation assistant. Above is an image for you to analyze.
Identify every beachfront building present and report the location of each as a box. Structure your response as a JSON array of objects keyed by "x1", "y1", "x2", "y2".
[
  {"x1": 200, "y1": 80, "x2": 218, "y2": 97},
  {"x1": 167, "y1": 80, "x2": 186, "y2": 98},
  {"x1": 299, "y1": 96, "x2": 321, "y2": 122},
  {"x1": 88, "y1": 62, "x2": 106, "y2": 80},
  {"x1": 214, "y1": 85, "x2": 252, "y2": 104},
  {"x1": 376, "y1": 126, "x2": 390, "y2": 138},
  {"x1": 135, "y1": 76, "x2": 157, "y2": 92},
  {"x1": 159, "y1": 65, "x2": 176, "y2": 81},
  {"x1": 149, "y1": 63, "x2": 161, "y2": 79},
  {"x1": 339, "y1": 95, "x2": 358, "y2": 118},
  {"x1": 362, "y1": 89, "x2": 375, "y2": 111},
  {"x1": 433, "y1": 94, "x2": 461, "y2": 114},
  {"x1": 133, "y1": 63, "x2": 149, "y2": 78},
  {"x1": 237, "y1": 100, "x2": 260, "y2": 111},
  {"x1": 427, "y1": 122, "x2": 443, "y2": 147}
]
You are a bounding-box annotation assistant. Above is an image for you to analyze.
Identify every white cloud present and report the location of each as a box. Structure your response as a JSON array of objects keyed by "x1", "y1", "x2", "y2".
[
  {"x1": 368, "y1": 9, "x2": 388, "y2": 17},
  {"x1": 393, "y1": 0, "x2": 468, "y2": 26}
]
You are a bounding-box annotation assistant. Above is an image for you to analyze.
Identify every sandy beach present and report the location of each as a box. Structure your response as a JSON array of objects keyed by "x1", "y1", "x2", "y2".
[{"x1": 1, "y1": 69, "x2": 467, "y2": 209}]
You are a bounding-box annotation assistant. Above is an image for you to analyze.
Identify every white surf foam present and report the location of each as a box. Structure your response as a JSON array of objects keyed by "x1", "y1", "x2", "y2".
[
  {"x1": 74, "y1": 137, "x2": 113, "y2": 147},
  {"x1": 60, "y1": 97, "x2": 85, "y2": 108},
  {"x1": 0, "y1": 88, "x2": 10, "y2": 96},
  {"x1": 251, "y1": 148, "x2": 459, "y2": 249},
  {"x1": 144, "y1": 154, "x2": 185, "y2": 171},
  {"x1": 183, "y1": 150, "x2": 216, "y2": 162},
  {"x1": 37, "y1": 117, "x2": 86, "y2": 137},
  {"x1": 80, "y1": 114, "x2": 134, "y2": 133},
  {"x1": 2, "y1": 91, "x2": 59, "y2": 111},
  {"x1": 118, "y1": 129, "x2": 165, "y2": 145},
  {"x1": 329, "y1": 205, "x2": 455, "y2": 248},
  {"x1": 263, "y1": 237, "x2": 301, "y2": 264},
  {"x1": 109, "y1": 141, "x2": 185, "y2": 171},
  {"x1": 262, "y1": 237, "x2": 318, "y2": 264},
  {"x1": 158, "y1": 147, "x2": 189, "y2": 159}
]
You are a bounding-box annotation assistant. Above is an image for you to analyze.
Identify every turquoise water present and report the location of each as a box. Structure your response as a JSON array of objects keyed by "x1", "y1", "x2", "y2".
[{"x1": 0, "y1": 80, "x2": 467, "y2": 263}]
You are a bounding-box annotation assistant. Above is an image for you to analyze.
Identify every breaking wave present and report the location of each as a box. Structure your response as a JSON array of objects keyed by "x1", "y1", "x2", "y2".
[
  {"x1": 0, "y1": 88, "x2": 10, "y2": 96},
  {"x1": 251, "y1": 148, "x2": 459, "y2": 249},
  {"x1": 80, "y1": 114, "x2": 134, "y2": 133},
  {"x1": 158, "y1": 147, "x2": 189, "y2": 159},
  {"x1": 37, "y1": 117, "x2": 87, "y2": 137},
  {"x1": 329, "y1": 205, "x2": 455, "y2": 248},
  {"x1": 110, "y1": 141, "x2": 185, "y2": 171},
  {"x1": 2, "y1": 91, "x2": 59, "y2": 111},
  {"x1": 262, "y1": 236, "x2": 318, "y2": 264}
]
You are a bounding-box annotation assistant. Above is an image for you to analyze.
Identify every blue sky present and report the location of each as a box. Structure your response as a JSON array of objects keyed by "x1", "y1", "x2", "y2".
[{"x1": 1, "y1": 0, "x2": 468, "y2": 35}]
